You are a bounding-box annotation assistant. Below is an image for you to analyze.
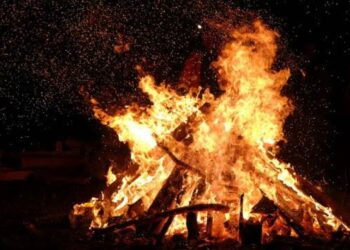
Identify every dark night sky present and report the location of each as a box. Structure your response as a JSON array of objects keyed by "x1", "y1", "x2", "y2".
[{"x1": 1, "y1": 0, "x2": 350, "y2": 189}]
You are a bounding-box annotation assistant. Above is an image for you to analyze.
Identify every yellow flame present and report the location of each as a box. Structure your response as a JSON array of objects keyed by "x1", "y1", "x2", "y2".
[
  {"x1": 74, "y1": 19, "x2": 348, "y2": 239},
  {"x1": 106, "y1": 166, "x2": 117, "y2": 186}
]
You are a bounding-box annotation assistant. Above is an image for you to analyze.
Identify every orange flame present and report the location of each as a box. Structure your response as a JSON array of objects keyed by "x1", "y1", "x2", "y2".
[{"x1": 73, "y1": 19, "x2": 348, "y2": 239}]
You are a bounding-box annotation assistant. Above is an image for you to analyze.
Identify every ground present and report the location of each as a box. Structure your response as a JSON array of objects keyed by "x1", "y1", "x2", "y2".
[
  {"x1": 0, "y1": 181, "x2": 103, "y2": 250},
  {"x1": 0, "y1": 180, "x2": 349, "y2": 250}
]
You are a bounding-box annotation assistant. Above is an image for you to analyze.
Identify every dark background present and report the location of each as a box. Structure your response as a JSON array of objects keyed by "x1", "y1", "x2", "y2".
[{"x1": 1, "y1": 0, "x2": 350, "y2": 190}]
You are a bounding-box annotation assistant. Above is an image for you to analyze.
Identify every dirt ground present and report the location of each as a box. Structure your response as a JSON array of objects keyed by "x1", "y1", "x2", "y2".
[
  {"x1": 0, "y1": 181, "x2": 106, "y2": 250},
  {"x1": 0, "y1": 180, "x2": 350, "y2": 250}
]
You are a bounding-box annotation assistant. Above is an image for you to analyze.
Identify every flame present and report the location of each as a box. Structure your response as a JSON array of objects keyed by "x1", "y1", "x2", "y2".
[
  {"x1": 73, "y1": 19, "x2": 348, "y2": 240},
  {"x1": 106, "y1": 166, "x2": 116, "y2": 186}
]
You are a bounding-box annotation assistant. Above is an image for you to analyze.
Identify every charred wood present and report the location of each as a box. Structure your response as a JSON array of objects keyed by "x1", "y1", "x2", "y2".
[
  {"x1": 93, "y1": 203, "x2": 229, "y2": 234},
  {"x1": 240, "y1": 222, "x2": 262, "y2": 245},
  {"x1": 139, "y1": 167, "x2": 184, "y2": 235},
  {"x1": 156, "y1": 215, "x2": 175, "y2": 245},
  {"x1": 186, "y1": 212, "x2": 199, "y2": 241},
  {"x1": 277, "y1": 209, "x2": 304, "y2": 238},
  {"x1": 206, "y1": 212, "x2": 213, "y2": 238},
  {"x1": 258, "y1": 190, "x2": 305, "y2": 237},
  {"x1": 251, "y1": 195, "x2": 277, "y2": 214}
]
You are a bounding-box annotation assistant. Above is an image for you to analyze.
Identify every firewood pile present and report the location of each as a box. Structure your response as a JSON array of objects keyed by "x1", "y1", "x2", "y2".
[
  {"x1": 70, "y1": 16, "x2": 350, "y2": 249},
  {"x1": 70, "y1": 147, "x2": 350, "y2": 248}
]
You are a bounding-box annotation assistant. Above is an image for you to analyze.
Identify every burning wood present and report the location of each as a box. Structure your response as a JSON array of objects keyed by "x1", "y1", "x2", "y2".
[
  {"x1": 158, "y1": 144, "x2": 204, "y2": 177},
  {"x1": 186, "y1": 212, "x2": 199, "y2": 241},
  {"x1": 92, "y1": 203, "x2": 228, "y2": 233},
  {"x1": 156, "y1": 215, "x2": 175, "y2": 244},
  {"x1": 140, "y1": 167, "x2": 184, "y2": 236},
  {"x1": 71, "y1": 16, "x2": 350, "y2": 246}
]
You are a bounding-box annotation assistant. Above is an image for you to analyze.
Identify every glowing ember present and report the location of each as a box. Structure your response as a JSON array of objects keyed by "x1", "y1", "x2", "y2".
[{"x1": 72, "y1": 18, "x2": 348, "y2": 241}]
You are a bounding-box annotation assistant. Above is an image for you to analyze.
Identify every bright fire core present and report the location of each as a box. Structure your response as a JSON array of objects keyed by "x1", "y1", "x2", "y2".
[{"x1": 73, "y1": 20, "x2": 348, "y2": 240}]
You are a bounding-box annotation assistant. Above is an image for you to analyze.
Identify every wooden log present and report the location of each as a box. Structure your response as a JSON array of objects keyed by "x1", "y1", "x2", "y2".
[
  {"x1": 277, "y1": 209, "x2": 304, "y2": 237},
  {"x1": 206, "y1": 212, "x2": 213, "y2": 237},
  {"x1": 239, "y1": 194, "x2": 244, "y2": 243},
  {"x1": 146, "y1": 167, "x2": 184, "y2": 215},
  {"x1": 295, "y1": 175, "x2": 350, "y2": 229},
  {"x1": 258, "y1": 189, "x2": 305, "y2": 234},
  {"x1": 187, "y1": 212, "x2": 199, "y2": 241},
  {"x1": 251, "y1": 196, "x2": 277, "y2": 214},
  {"x1": 239, "y1": 194, "x2": 262, "y2": 245},
  {"x1": 93, "y1": 203, "x2": 229, "y2": 234},
  {"x1": 273, "y1": 183, "x2": 336, "y2": 237},
  {"x1": 156, "y1": 215, "x2": 175, "y2": 245},
  {"x1": 135, "y1": 143, "x2": 204, "y2": 236},
  {"x1": 139, "y1": 167, "x2": 185, "y2": 236},
  {"x1": 240, "y1": 222, "x2": 262, "y2": 245},
  {"x1": 155, "y1": 175, "x2": 201, "y2": 243},
  {"x1": 242, "y1": 153, "x2": 345, "y2": 236},
  {"x1": 258, "y1": 190, "x2": 321, "y2": 241},
  {"x1": 239, "y1": 194, "x2": 244, "y2": 226}
]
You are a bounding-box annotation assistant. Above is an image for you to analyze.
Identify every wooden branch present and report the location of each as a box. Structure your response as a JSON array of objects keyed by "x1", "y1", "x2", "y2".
[
  {"x1": 139, "y1": 167, "x2": 184, "y2": 235},
  {"x1": 158, "y1": 144, "x2": 204, "y2": 177},
  {"x1": 156, "y1": 215, "x2": 175, "y2": 244},
  {"x1": 93, "y1": 203, "x2": 229, "y2": 234}
]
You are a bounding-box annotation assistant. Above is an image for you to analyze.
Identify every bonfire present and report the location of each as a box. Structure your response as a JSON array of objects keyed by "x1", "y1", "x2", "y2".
[{"x1": 71, "y1": 18, "x2": 349, "y2": 246}]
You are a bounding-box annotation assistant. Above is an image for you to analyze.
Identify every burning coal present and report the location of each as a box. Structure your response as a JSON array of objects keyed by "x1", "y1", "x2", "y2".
[{"x1": 72, "y1": 18, "x2": 349, "y2": 244}]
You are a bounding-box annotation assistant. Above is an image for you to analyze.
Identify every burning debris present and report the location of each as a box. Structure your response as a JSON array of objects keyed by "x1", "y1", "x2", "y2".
[{"x1": 71, "y1": 18, "x2": 349, "y2": 247}]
